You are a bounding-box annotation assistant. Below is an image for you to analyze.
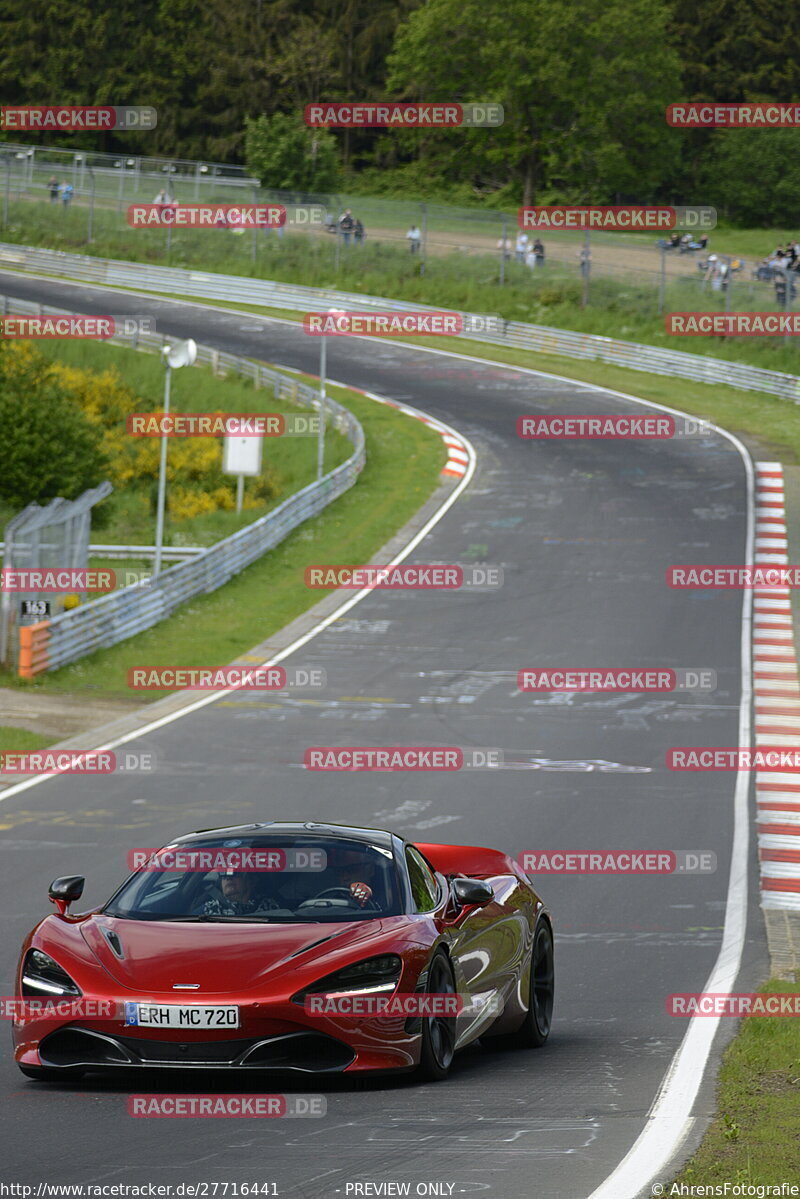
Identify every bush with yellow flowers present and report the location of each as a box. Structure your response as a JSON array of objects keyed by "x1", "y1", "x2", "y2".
[{"x1": 40, "y1": 352, "x2": 280, "y2": 521}]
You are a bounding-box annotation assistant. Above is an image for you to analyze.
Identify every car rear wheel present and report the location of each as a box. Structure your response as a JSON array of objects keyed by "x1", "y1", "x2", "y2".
[
  {"x1": 514, "y1": 916, "x2": 554, "y2": 1048},
  {"x1": 417, "y1": 950, "x2": 457, "y2": 1081}
]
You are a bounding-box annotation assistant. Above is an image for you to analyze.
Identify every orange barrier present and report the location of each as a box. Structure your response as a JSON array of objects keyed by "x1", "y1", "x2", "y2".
[{"x1": 18, "y1": 621, "x2": 51, "y2": 678}]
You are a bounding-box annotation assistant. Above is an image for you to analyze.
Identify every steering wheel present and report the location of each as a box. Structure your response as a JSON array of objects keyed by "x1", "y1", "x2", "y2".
[{"x1": 298, "y1": 886, "x2": 379, "y2": 911}]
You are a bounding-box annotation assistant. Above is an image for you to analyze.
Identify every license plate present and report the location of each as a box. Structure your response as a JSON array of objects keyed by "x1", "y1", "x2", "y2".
[{"x1": 124, "y1": 1002, "x2": 239, "y2": 1029}]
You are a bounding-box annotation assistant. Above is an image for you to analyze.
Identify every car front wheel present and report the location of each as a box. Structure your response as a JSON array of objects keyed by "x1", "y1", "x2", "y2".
[
  {"x1": 514, "y1": 916, "x2": 554, "y2": 1048},
  {"x1": 417, "y1": 950, "x2": 457, "y2": 1081}
]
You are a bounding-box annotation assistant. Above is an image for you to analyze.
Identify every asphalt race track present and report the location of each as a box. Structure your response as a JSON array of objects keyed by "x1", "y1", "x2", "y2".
[{"x1": 0, "y1": 273, "x2": 768, "y2": 1199}]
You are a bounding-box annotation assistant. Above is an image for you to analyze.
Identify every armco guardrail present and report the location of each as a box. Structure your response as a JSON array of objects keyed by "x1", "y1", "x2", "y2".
[
  {"x1": 1, "y1": 294, "x2": 365, "y2": 675},
  {"x1": 2, "y1": 242, "x2": 800, "y2": 402}
]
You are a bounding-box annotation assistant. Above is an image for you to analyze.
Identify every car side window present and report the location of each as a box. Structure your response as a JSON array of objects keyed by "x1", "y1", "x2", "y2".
[{"x1": 405, "y1": 847, "x2": 440, "y2": 912}]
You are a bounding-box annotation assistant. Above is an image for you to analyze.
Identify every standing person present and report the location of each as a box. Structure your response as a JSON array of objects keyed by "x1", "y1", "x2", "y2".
[
  {"x1": 406, "y1": 224, "x2": 421, "y2": 254},
  {"x1": 773, "y1": 254, "x2": 790, "y2": 305},
  {"x1": 533, "y1": 237, "x2": 545, "y2": 265},
  {"x1": 60, "y1": 181, "x2": 73, "y2": 208},
  {"x1": 47, "y1": 176, "x2": 59, "y2": 203},
  {"x1": 354, "y1": 218, "x2": 365, "y2": 245},
  {"x1": 338, "y1": 208, "x2": 355, "y2": 246},
  {"x1": 704, "y1": 254, "x2": 726, "y2": 293},
  {"x1": 525, "y1": 244, "x2": 537, "y2": 269},
  {"x1": 515, "y1": 231, "x2": 529, "y2": 263},
  {"x1": 153, "y1": 188, "x2": 169, "y2": 207},
  {"x1": 497, "y1": 234, "x2": 512, "y2": 260}
]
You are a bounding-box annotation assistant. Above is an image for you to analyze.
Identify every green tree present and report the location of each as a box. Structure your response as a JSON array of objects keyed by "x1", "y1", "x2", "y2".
[
  {"x1": 670, "y1": 0, "x2": 800, "y2": 101},
  {"x1": 0, "y1": 346, "x2": 108, "y2": 508},
  {"x1": 386, "y1": 0, "x2": 682, "y2": 203},
  {"x1": 245, "y1": 111, "x2": 340, "y2": 190},
  {"x1": 702, "y1": 128, "x2": 800, "y2": 226}
]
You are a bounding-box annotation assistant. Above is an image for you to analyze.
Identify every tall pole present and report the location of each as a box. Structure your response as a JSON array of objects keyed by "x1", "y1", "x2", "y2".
[
  {"x1": 581, "y1": 230, "x2": 591, "y2": 308},
  {"x1": 87, "y1": 168, "x2": 95, "y2": 243},
  {"x1": 724, "y1": 254, "x2": 732, "y2": 314},
  {"x1": 420, "y1": 201, "x2": 427, "y2": 276},
  {"x1": 500, "y1": 213, "x2": 508, "y2": 285},
  {"x1": 154, "y1": 363, "x2": 171, "y2": 576},
  {"x1": 316, "y1": 335, "x2": 327, "y2": 480},
  {"x1": 658, "y1": 243, "x2": 666, "y2": 315},
  {"x1": 251, "y1": 185, "x2": 258, "y2": 267},
  {"x1": 1, "y1": 156, "x2": 9, "y2": 228},
  {"x1": 784, "y1": 264, "x2": 792, "y2": 349}
]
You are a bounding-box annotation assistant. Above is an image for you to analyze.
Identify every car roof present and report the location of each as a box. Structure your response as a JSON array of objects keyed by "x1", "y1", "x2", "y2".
[{"x1": 170, "y1": 821, "x2": 397, "y2": 851}]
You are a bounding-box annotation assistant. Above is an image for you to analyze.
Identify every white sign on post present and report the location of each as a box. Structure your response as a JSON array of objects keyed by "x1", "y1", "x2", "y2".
[{"x1": 223, "y1": 435, "x2": 263, "y2": 513}]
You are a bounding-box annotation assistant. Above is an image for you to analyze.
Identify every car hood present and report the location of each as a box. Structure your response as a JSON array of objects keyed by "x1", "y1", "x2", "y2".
[{"x1": 80, "y1": 914, "x2": 408, "y2": 994}]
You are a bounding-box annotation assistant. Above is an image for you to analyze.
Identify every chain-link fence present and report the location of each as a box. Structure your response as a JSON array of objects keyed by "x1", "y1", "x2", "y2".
[
  {"x1": 2, "y1": 140, "x2": 793, "y2": 323},
  {"x1": 0, "y1": 483, "x2": 112, "y2": 667}
]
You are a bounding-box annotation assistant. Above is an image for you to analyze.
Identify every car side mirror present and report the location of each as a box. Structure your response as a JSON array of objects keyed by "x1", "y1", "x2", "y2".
[
  {"x1": 451, "y1": 877, "x2": 493, "y2": 907},
  {"x1": 49, "y1": 876, "x2": 85, "y2": 916}
]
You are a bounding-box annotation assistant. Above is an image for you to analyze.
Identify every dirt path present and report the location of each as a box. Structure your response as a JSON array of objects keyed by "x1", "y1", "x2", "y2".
[{"x1": 340, "y1": 221, "x2": 709, "y2": 281}]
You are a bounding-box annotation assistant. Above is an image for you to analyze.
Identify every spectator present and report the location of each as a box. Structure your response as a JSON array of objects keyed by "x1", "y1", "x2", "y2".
[
  {"x1": 153, "y1": 188, "x2": 170, "y2": 205},
  {"x1": 515, "y1": 231, "x2": 529, "y2": 263},
  {"x1": 47, "y1": 176, "x2": 59, "y2": 203},
  {"x1": 497, "y1": 235, "x2": 512, "y2": 260},
  {"x1": 339, "y1": 208, "x2": 355, "y2": 246},
  {"x1": 60, "y1": 181, "x2": 73, "y2": 208},
  {"x1": 705, "y1": 254, "x2": 730, "y2": 292},
  {"x1": 354, "y1": 218, "x2": 365, "y2": 246},
  {"x1": 407, "y1": 224, "x2": 421, "y2": 254},
  {"x1": 773, "y1": 254, "x2": 793, "y2": 305},
  {"x1": 533, "y1": 237, "x2": 545, "y2": 265},
  {"x1": 525, "y1": 244, "x2": 537, "y2": 269},
  {"x1": 667, "y1": 232, "x2": 681, "y2": 249}
]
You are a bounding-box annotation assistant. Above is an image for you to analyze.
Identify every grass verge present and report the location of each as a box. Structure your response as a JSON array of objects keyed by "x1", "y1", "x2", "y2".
[
  {"x1": 672, "y1": 976, "x2": 800, "y2": 1187},
  {"x1": 0, "y1": 726, "x2": 56, "y2": 754}
]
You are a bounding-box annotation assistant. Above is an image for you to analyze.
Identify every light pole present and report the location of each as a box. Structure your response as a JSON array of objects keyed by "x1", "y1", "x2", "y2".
[
  {"x1": 316, "y1": 309, "x2": 343, "y2": 480},
  {"x1": 154, "y1": 338, "x2": 197, "y2": 575}
]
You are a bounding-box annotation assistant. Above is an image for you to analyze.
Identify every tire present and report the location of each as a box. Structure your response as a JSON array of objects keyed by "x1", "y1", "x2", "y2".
[
  {"x1": 417, "y1": 950, "x2": 457, "y2": 1081},
  {"x1": 17, "y1": 1065, "x2": 84, "y2": 1082},
  {"x1": 513, "y1": 916, "x2": 554, "y2": 1048}
]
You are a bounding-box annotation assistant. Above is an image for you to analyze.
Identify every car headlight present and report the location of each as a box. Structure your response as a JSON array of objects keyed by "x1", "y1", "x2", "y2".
[
  {"x1": 293, "y1": 955, "x2": 402, "y2": 1004},
  {"x1": 21, "y1": 949, "x2": 82, "y2": 997}
]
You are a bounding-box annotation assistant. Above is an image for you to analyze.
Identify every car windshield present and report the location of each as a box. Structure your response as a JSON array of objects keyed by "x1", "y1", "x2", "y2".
[{"x1": 103, "y1": 835, "x2": 402, "y2": 923}]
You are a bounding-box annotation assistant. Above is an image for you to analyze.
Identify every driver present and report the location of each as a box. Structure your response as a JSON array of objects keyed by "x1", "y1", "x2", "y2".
[
  {"x1": 201, "y1": 870, "x2": 279, "y2": 916},
  {"x1": 328, "y1": 847, "x2": 379, "y2": 909}
]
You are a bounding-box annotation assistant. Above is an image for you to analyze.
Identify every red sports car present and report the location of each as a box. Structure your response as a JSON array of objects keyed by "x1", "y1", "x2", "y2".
[{"x1": 13, "y1": 822, "x2": 554, "y2": 1081}]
